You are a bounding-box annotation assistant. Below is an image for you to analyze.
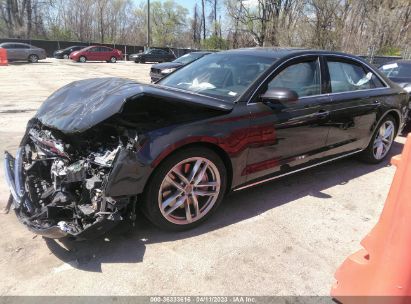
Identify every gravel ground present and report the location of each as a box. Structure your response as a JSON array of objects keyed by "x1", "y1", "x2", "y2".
[{"x1": 0, "y1": 58, "x2": 406, "y2": 296}]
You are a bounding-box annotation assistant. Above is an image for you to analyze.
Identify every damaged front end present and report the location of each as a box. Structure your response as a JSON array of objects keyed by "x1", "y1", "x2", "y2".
[
  {"x1": 4, "y1": 78, "x2": 231, "y2": 239},
  {"x1": 4, "y1": 119, "x2": 137, "y2": 240}
]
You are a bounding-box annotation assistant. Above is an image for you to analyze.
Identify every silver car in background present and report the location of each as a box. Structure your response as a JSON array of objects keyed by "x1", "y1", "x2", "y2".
[{"x1": 0, "y1": 42, "x2": 47, "y2": 63}]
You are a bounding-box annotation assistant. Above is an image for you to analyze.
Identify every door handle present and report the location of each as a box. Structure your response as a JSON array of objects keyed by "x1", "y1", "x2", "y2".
[
  {"x1": 315, "y1": 110, "x2": 330, "y2": 118},
  {"x1": 374, "y1": 100, "x2": 381, "y2": 106}
]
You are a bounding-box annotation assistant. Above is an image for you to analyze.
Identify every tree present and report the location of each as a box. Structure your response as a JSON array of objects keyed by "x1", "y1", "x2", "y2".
[
  {"x1": 149, "y1": 0, "x2": 188, "y2": 47},
  {"x1": 201, "y1": 0, "x2": 206, "y2": 40},
  {"x1": 191, "y1": 2, "x2": 201, "y2": 47}
]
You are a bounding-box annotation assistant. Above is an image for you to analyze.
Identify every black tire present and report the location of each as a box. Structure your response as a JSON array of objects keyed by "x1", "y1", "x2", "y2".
[
  {"x1": 360, "y1": 114, "x2": 397, "y2": 164},
  {"x1": 142, "y1": 147, "x2": 227, "y2": 231},
  {"x1": 79, "y1": 56, "x2": 86, "y2": 63},
  {"x1": 28, "y1": 54, "x2": 39, "y2": 63},
  {"x1": 110, "y1": 56, "x2": 117, "y2": 63}
]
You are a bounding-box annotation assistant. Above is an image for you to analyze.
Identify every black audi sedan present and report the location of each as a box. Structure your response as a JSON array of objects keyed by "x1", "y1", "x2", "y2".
[
  {"x1": 53, "y1": 46, "x2": 85, "y2": 59},
  {"x1": 150, "y1": 51, "x2": 212, "y2": 82},
  {"x1": 4, "y1": 48, "x2": 409, "y2": 239},
  {"x1": 130, "y1": 49, "x2": 176, "y2": 63}
]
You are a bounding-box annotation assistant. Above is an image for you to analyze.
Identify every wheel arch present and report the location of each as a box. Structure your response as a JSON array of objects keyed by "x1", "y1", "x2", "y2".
[
  {"x1": 28, "y1": 54, "x2": 39, "y2": 61},
  {"x1": 366, "y1": 109, "x2": 401, "y2": 148},
  {"x1": 377, "y1": 109, "x2": 401, "y2": 136},
  {"x1": 148, "y1": 141, "x2": 233, "y2": 194}
]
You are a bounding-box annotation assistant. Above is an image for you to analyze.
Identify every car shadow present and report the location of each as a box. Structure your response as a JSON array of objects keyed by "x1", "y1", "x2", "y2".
[
  {"x1": 45, "y1": 141, "x2": 404, "y2": 272},
  {"x1": 8, "y1": 61, "x2": 53, "y2": 65}
]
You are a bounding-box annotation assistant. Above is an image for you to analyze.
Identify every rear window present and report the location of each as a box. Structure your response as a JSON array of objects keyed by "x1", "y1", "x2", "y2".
[{"x1": 327, "y1": 59, "x2": 385, "y2": 92}]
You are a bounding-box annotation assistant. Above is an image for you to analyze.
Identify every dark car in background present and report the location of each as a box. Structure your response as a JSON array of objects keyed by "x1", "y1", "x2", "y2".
[
  {"x1": 53, "y1": 46, "x2": 85, "y2": 59},
  {"x1": 130, "y1": 49, "x2": 176, "y2": 63},
  {"x1": 69, "y1": 45, "x2": 123, "y2": 63},
  {"x1": 0, "y1": 42, "x2": 46, "y2": 63},
  {"x1": 4, "y1": 48, "x2": 409, "y2": 239},
  {"x1": 150, "y1": 51, "x2": 212, "y2": 82},
  {"x1": 379, "y1": 60, "x2": 411, "y2": 128}
]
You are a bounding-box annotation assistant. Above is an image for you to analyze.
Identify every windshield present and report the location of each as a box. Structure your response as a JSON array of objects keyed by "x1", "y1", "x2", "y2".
[
  {"x1": 174, "y1": 53, "x2": 205, "y2": 65},
  {"x1": 158, "y1": 53, "x2": 275, "y2": 101},
  {"x1": 379, "y1": 62, "x2": 411, "y2": 78}
]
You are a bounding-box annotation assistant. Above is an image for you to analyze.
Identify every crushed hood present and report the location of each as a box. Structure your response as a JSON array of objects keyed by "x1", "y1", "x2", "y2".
[{"x1": 35, "y1": 77, "x2": 233, "y2": 134}]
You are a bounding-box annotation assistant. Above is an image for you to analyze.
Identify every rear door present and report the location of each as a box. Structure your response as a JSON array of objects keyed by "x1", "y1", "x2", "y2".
[
  {"x1": 100, "y1": 47, "x2": 112, "y2": 61},
  {"x1": 323, "y1": 56, "x2": 388, "y2": 156},
  {"x1": 245, "y1": 56, "x2": 333, "y2": 181}
]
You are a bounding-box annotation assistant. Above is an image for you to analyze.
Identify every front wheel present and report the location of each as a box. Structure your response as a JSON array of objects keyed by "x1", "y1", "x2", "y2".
[
  {"x1": 110, "y1": 56, "x2": 117, "y2": 63},
  {"x1": 360, "y1": 115, "x2": 397, "y2": 163},
  {"x1": 63, "y1": 54, "x2": 69, "y2": 59},
  {"x1": 79, "y1": 56, "x2": 86, "y2": 63},
  {"x1": 142, "y1": 147, "x2": 227, "y2": 231}
]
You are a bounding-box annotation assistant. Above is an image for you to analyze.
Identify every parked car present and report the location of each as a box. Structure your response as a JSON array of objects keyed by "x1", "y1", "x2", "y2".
[
  {"x1": 0, "y1": 42, "x2": 46, "y2": 63},
  {"x1": 53, "y1": 46, "x2": 85, "y2": 59},
  {"x1": 4, "y1": 48, "x2": 409, "y2": 239},
  {"x1": 379, "y1": 60, "x2": 411, "y2": 128},
  {"x1": 69, "y1": 46, "x2": 123, "y2": 63},
  {"x1": 130, "y1": 49, "x2": 176, "y2": 63},
  {"x1": 150, "y1": 51, "x2": 213, "y2": 82}
]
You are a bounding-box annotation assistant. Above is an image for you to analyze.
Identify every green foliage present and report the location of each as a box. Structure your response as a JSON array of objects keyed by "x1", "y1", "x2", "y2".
[
  {"x1": 377, "y1": 46, "x2": 402, "y2": 56},
  {"x1": 150, "y1": 0, "x2": 188, "y2": 47},
  {"x1": 201, "y1": 35, "x2": 229, "y2": 50}
]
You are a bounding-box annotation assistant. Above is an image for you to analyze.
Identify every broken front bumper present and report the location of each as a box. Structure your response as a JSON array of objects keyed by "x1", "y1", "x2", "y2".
[{"x1": 3, "y1": 150, "x2": 119, "y2": 239}]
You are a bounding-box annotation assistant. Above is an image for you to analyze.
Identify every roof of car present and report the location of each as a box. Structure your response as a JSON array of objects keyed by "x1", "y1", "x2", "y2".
[
  {"x1": 0, "y1": 42, "x2": 31, "y2": 46},
  {"x1": 189, "y1": 51, "x2": 212, "y2": 55},
  {"x1": 221, "y1": 47, "x2": 362, "y2": 60}
]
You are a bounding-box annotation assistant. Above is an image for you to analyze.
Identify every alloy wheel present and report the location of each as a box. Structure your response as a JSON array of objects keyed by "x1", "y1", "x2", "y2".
[
  {"x1": 29, "y1": 55, "x2": 38, "y2": 63},
  {"x1": 373, "y1": 120, "x2": 395, "y2": 160},
  {"x1": 158, "y1": 157, "x2": 221, "y2": 225},
  {"x1": 110, "y1": 56, "x2": 116, "y2": 63}
]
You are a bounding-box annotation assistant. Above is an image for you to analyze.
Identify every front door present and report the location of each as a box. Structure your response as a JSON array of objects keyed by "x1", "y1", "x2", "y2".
[
  {"x1": 88, "y1": 47, "x2": 100, "y2": 61},
  {"x1": 245, "y1": 56, "x2": 332, "y2": 182}
]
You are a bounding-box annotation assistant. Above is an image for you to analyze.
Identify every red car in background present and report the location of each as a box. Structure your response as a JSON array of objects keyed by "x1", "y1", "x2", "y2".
[{"x1": 69, "y1": 46, "x2": 122, "y2": 63}]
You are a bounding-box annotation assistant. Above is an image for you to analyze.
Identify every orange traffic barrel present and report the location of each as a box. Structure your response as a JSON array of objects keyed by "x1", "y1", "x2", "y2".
[
  {"x1": 331, "y1": 134, "x2": 411, "y2": 304},
  {"x1": 0, "y1": 47, "x2": 8, "y2": 66}
]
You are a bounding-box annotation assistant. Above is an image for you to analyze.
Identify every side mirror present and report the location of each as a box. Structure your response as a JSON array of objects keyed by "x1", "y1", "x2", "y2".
[{"x1": 261, "y1": 88, "x2": 299, "y2": 104}]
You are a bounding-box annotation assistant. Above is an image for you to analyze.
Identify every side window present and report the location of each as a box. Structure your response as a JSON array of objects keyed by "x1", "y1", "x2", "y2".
[
  {"x1": 267, "y1": 59, "x2": 321, "y2": 98},
  {"x1": 370, "y1": 73, "x2": 386, "y2": 88},
  {"x1": 327, "y1": 60, "x2": 378, "y2": 93},
  {"x1": 90, "y1": 47, "x2": 99, "y2": 52}
]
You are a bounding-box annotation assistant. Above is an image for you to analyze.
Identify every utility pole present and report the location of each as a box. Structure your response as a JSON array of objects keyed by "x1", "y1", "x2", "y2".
[{"x1": 147, "y1": 0, "x2": 151, "y2": 50}]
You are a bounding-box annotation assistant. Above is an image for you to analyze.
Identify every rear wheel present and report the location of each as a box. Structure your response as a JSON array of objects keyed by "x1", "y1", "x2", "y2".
[
  {"x1": 28, "y1": 54, "x2": 39, "y2": 63},
  {"x1": 63, "y1": 54, "x2": 69, "y2": 59},
  {"x1": 79, "y1": 56, "x2": 86, "y2": 63},
  {"x1": 142, "y1": 147, "x2": 227, "y2": 231},
  {"x1": 360, "y1": 115, "x2": 397, "y2": 163}
]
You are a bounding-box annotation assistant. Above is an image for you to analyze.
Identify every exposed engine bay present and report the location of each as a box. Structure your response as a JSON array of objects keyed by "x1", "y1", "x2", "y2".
[{"x1": 4, "y1": 119, "x2": 140, "y2": 239}]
